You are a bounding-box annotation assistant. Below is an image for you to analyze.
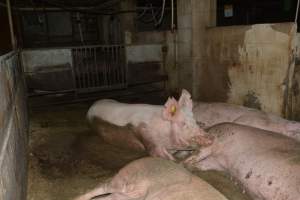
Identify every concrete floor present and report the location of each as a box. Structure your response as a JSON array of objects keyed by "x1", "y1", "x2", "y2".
[{"x1": 27, "y1": 102, "x2": 253, "y2": 200}]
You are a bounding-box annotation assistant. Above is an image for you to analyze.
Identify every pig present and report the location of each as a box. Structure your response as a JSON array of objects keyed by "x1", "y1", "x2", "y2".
[
  {"x1": 87, "y1": 89, "x2": 211, "y2": 160},
  {"x1": 184, "y1": 122, "x2": 300, "y2": 200},
  {"x1": 73, "y1": 157, "x2": 228, "y2": 200},
  {"x1": 193, "y1": 102, "x2": 300, "y2": 141}
]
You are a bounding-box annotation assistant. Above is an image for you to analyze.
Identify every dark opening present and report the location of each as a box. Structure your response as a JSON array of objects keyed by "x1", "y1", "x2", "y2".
[
  {"x1": 0, "y1": 6, "x2": 12, "y2": 55},
  {"x1": 217, "y1": 0, "x2": 300, "y2": 31}
]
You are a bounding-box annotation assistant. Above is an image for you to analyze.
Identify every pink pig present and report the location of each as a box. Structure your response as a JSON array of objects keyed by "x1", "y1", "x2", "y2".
[
  {"x1": 184, "y1": 123, "x2": 300, "y2": 200},
  {"x1": 193, "y1": 102, "x2": 300, "y2": 141},
  {"x1": 73, "y1": 157, "x2": 228, "y2": 200},
  {"x1": 87, "y1": 90, "x2": 211, "y2": 160}
]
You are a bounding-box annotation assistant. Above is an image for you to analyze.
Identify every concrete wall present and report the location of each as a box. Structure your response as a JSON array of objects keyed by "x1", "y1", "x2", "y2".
[
  {"x1": 126, "y1": 44, "x2": 163, "y2": 63},
  {"x1": 134, "y1": 31, "x2": 178, "y2": 93},
  {"x1": 198, "y1": 23, "x2": 297, "y2": 117},
  {"x1": 21, "y1": 49, "x2": 73, "y2": 72},
  {"x1": 176, "y1": 0, "x2": 193, "y2": 92},
  {"x1": 118, "y1": 0, "x2": 178, "y2": 93},
  {"x1": 176, "y1": 0, "x2": 298, "y2": 117},
  {"x1": 0, "y1": 52, "x2": 28, "y2": 200},
  {"x1": 291, "y1": 33, "x2": 300, "y2": 120},
  {"x1": 176, "y1": 0, "x2": 216, "y2": 97}
]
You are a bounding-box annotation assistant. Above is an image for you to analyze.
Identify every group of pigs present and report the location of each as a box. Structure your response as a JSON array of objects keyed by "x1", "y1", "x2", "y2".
[{"x1": 74, "y1": 89, "x2": 300, "y2": 200}]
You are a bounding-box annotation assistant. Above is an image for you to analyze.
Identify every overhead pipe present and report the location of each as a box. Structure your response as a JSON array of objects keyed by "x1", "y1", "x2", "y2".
[{"x1": 171, "y1": 0, "x2": 175, "y2": 32}]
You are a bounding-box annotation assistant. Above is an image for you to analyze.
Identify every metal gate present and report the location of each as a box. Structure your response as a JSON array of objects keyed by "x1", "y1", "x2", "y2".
[{"x1": 71, "y1": 45, "x2": 127, "y2": 93}]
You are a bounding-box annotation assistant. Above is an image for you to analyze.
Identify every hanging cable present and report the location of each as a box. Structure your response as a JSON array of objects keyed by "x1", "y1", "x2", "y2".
[
  {"x1": 295, "y1": 0, "x2": 300, "y2": 22},
  {"x1": 136, "y1": 3, "x2": 150, "y2": 19},
  {"x1": 137, "y1": 5, "x2": 162, "y2": 24},
  {"x1": 150, "y1": 3, "x2": 158, "y2": 24},
  {"x1": 76, "y1": 12, "x2": 85, "y2": 45},
  {"x1": 154, "y1": 0, "x2": 166, "y2": 26}
]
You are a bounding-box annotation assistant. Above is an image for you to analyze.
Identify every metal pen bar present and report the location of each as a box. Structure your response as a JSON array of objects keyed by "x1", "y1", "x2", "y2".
[
  {"x1": 112, "y1": 46, "x2": 116, "y2": 85},
  {"x1": 116, "y1": 46, "x2": 120, "y2": 84},
  {"x1": 84, "y1": 47, "x2": 88, "y2": 88},
  {"x1": 88, "y1": 47, "x2": 93, "y2": 87},
  {"x1": 94, "y1": 47, "x2": 100, "y2": 87},
  {"x1": 107, "y1": 47, "x2": 111, "y2": 86}
]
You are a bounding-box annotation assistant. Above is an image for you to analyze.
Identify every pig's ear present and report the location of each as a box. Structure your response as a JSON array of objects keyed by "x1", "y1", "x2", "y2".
[
  {"x1": 178, "y1": 89, "x2": 193, "y2": 110},
  {"x1": 162, "y1": 97, "x2": 179, "y2": 121}
]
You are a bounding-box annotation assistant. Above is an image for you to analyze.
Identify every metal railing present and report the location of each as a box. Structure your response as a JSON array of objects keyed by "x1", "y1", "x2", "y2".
[{"x1": 71, "y1": 44, "x2": 127, "y2": 93}]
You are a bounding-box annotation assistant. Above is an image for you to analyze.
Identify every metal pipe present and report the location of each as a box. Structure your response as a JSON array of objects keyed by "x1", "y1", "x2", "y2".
[
  {"x1": 171, "y1": 0, "x2": 175, "y2": 32},
  {"x1": 103, "y1": 47, "x2": 108, "y2": 85},
  {"x1": 155, "y1": 0, "x2": 166, "y2": 26},
  {"x1": 30, "y1": 88, "x2": 165, "y2": 108},
  {"x1": 6, "y1": 0, "x2": 16, "y2": 49},
  {"x1": 94, "y1": 47, "x2": 100, "y2": 86}
]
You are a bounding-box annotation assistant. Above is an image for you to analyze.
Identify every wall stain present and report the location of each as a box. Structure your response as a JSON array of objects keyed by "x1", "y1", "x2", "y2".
[
  {"x1": 199, "y1": 23, "x2": 296, "y2": 116},
  {"x1": 243, "y1": 91, "x2": 261, "y2": 110}
]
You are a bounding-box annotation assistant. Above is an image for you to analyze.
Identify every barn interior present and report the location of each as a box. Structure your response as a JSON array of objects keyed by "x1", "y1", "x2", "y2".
[{"x1": 1, "y1": 0, "x2": 300, "y2": 200}]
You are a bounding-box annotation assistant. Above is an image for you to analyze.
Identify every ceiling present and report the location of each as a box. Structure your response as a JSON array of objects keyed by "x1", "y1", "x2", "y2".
[
  {"x1": 12, "y1": 0, "x2": 172, "y2": 8},
  {"x1": 12, "y1": 0, "x2": 118, "y2": 8}
]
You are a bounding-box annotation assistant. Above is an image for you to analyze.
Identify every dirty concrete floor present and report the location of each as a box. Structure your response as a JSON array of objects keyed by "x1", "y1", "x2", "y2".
[{"x1": 27, "y1": 103, "x2": 253, "y2": 200}]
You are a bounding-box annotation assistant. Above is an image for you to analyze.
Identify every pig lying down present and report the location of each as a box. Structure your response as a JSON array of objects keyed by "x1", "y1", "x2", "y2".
[
  {"x1": 87, "y1": 90, "x2": 211, "y2": 160},
  {"x1": 185, "y1": 123, "x2": 300, "y2": 200},
  {"x1": 74, "y1": 157, "x2": 228, "y2": 200},
  {"x1": 193, "y1": 102, "x2": 300, "y2": 141}
]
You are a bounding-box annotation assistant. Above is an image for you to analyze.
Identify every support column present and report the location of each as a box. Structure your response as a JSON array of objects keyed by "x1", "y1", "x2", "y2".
[
  {"x1": 119, "y1": 0, "x2": 136, "y2": 44},
  {"x1": 191, "y1": 0, "x2": 216, "y2": 99},
  {"x1": 176, "y1": 0, "x2": 216, "y2": 97},
  {"x1": 176, "y1": 0, "x2": 193, "y2": 93}
]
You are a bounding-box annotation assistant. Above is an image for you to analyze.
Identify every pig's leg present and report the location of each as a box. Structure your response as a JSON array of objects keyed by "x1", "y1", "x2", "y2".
[
  {"x1": 134, "y1": 123, "x2": 175, "y2": 161},
  {"x1": 183, "y1": 146, "x2": 213, "y2": 165},
  {"x1": 182, "y1": 147, "x2": 223, "y2": 171},
  {"x1": 171, "y1": 122, "x2": 213, "y2": 147},
  {"x1": 149, "y1": 145, "x2": 175, "y2": 161},
  {"x1": 170, "y1": 123, "x2": 189, "y2": 147},
  {"x1": 193, "y1": 157, "x2": 223, "y2": 171}
]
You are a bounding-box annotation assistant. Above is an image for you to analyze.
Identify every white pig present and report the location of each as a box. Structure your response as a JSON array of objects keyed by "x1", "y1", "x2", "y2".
[
  {"x1": 87, "y1": 89, "x2": 211, "y2": 161},
  {"x1": 193, "y1": 102, "x2": 300, "y2": 141},
  {"x1": 74, "y1": 157, "x2": 228, "y2": 200}
]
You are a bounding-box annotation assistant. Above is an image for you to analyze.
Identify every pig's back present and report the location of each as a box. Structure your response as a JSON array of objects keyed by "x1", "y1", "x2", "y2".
[
  {"x1": 146, "y1": 176, "x2": 228, "y2": 200},
  {"x1": 208, "y1": 123, "x2": 300, "y2": 200},
  {"x1": 193, "y1": 102, "x2": 261, "y2": 128},
  {"x1": 116, "y1": 158, "x2": 228, "y2": 200},
  {"x1": 87, "y1": 99, "x2": 162, "y2": 126}
]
